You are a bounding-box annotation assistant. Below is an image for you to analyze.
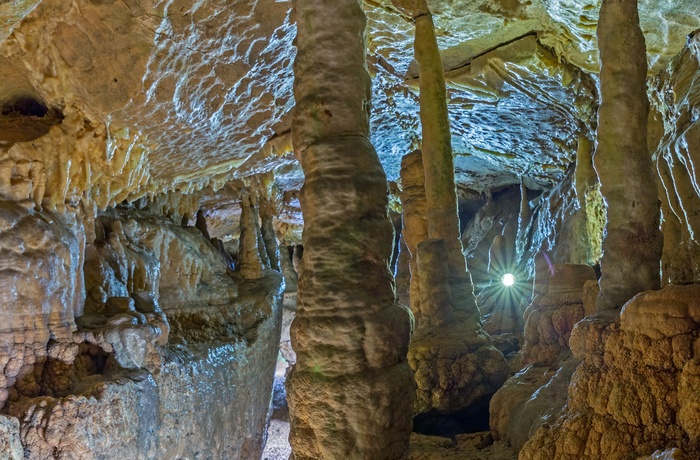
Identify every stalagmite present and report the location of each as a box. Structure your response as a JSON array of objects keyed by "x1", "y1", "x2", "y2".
[
  {"x1": 237, "y1": 193, "x2": 265, "y2": 280},
  {"x1": 416, "y1": 239, "x2": 454, "y2": 328},
  {"x1": 286, "y1": 0, "x2": 414, "y2": 458},
  {"x1": 594, "y1": 0, "x2": 662, "y2": 311},
  {"x1": 252, "y1": 195, "x2": 272, "y2": 269},
  {"x1": 413, "y1": 0, "x2": 478, "y2": 317},
  {"x1": 395, "y1": 234, "x2": 411, "y2": 308}
]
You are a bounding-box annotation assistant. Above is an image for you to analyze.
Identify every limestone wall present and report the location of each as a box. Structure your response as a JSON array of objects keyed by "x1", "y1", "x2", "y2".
[
  {"x1": 652, "y1": 31, "x2": 700, "y2": 286},
  {"x1": 0, "y1": 202, "x2": 283, "y2": 459}
]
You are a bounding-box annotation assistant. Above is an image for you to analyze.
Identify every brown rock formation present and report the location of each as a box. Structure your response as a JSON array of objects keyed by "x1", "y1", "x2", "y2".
[
  {"x1": 653, "y1": 31, "x2": 700, "y2": 285},
  {"x1": 286, "y1": 0, "x2": 414, "y2": 458},
  {"x1": 396, "y1": 0, "x2": 509, "y2": 419},
  {"x1": 0, "y1": 202, "x2": 283, "y2": 458},
  {"x1": 594, "y1": 0, "x2": 662, "y2": 311},
  {"x1": 522, "y1": 264, "x2": 597, "y2": 365},
  {"x1": 237, "y1": 193, "x2": 266, "y2": 280},
  {"x1": 521, "y1": 286, "x2": 700, "y2": 459}
]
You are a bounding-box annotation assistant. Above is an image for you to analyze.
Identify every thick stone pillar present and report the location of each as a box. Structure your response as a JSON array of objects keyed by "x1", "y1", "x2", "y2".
[
  {"x1": 416, "y1": 239, "x2": 453, "y2": 328},
  {"x1": 594, "y1": 0, "x2": 662, "y2": 311},
  {"x1": 286, "y1": 1, "x2": 414, "y2": 459},
  {"x1": 413, "y1": 1, "x2": 478, "y2": 317}
]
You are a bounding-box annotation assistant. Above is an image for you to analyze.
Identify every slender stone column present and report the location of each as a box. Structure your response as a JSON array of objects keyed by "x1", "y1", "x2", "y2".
[
  {"x1": 399, "y1": 150, "x2": 429, "y2": 322},
  {"x1": 413, "y1": 1, "x2": 478, "y2": 318},
  {"x1": 237, "y1": 193, "x2": 265, "y2": 280},
  {"x1": 594, "y1": 0, "x2": 662, "y2": 311},
  {"x1": 396, "y1": 0, "x2": 508, "y2": 416},
  {"x1": 286, "y1": 1, "x2": 414, "y2": 459},
  {"x1": 395, "y1": 234, "x2": 411, "y2": 308},
  {"x1": 260, "y1": 199, "x2": 281, "y2": 272}
]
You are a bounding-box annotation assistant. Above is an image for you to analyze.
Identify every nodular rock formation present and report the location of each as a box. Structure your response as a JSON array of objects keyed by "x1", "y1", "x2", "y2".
[
  {"x1": 0, "y1": 0, "x2": 700, "y2": 459},
  {"x1": 286, "y1": 0, "x2": 414, "y2": 458}
]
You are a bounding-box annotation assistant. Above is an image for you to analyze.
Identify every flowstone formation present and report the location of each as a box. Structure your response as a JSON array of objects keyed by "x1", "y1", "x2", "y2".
[
  {"x1": 286, "y1": 0, "x2": 414, "y2": 458},
  {"x1": 653, "y1": 31, "x2": 700, "y2": 285},
  {"x1": 0, "y1": 200, "x2": 284, "y2": 459},
  {"x1": 490, "y1": 262, "x2": 596, "y2": 452},
  {"x1": 520, "y1": 286, "x2": 700, "y2": 459}
]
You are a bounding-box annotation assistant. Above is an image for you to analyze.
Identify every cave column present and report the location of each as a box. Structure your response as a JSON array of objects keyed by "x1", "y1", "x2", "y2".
[
  {"x1": 413, "y1": 1, "x2": 478, "y2": 318},
  {"x1": 286, "y1": 0, "x2": 414, "y2": 458},
  {"x1": 259, "y1": 197, "x2": 281, "y2": 272},
  {"x1": 398, "y1": 0, "x2": 509, "y2": 416},
  {"x1": 399, "y1": 150, "x2": 429, "y2": 325},
  {"x1": 594, "y1": 0, "x2": 662, "y2": 311},
  {"x1": 236, "y1": 193, "x2": 265, "y2": 280}
]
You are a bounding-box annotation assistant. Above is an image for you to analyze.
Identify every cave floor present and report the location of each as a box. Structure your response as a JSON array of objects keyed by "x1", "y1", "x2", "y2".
[{"x1": 409, "y1": 432, "x2": 517, "y2": 459}]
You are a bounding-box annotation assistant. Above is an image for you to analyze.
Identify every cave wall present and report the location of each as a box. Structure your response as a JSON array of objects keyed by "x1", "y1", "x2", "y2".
[
  {"x1": 652, "y1": 31, "x2": 700, "y2": 286},
  {"x1": 0, "y1": 201, "x2": 283, "y2": 459}
]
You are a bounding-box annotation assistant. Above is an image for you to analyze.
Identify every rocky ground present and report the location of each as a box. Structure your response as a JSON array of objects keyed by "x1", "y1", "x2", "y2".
[{"x1": 409, "y1": 432, "x2": 517, "y2": 460}]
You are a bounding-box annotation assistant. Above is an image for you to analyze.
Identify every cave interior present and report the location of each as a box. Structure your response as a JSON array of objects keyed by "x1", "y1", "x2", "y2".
[{"x1": 0, "y1": 0, "x2": 700, "y2": 459}]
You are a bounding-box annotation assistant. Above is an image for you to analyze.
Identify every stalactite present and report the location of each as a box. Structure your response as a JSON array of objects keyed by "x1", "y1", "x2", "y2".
[
  {"x1": 413, "y1": 0, "x2": 478, "y2": 319},
  {"x1": 286, "y1": 0, "x2": 414, "y2": 458},
  {"x1": 518, "y1": 177, "x2": 530, "y2": 236},
  {"x1": 594, "y1": 0, "x2": 662, "y2": 311}
]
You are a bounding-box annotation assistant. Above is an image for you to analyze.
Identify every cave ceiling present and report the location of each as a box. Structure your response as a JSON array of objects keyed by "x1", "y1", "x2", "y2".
[{"x1": 0, "y1": 0, "x2": 699, "y2": 204}]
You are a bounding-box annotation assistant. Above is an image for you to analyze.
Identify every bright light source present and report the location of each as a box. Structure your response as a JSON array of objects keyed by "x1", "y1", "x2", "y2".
[{"x1": 502, "y1": 273, "x2": 515, "y2": 287}]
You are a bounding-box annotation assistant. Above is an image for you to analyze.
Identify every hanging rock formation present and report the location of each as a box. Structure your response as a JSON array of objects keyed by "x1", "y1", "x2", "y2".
[{"x1": 286, "y1": 0, "x2": 414, "y2": 458}]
